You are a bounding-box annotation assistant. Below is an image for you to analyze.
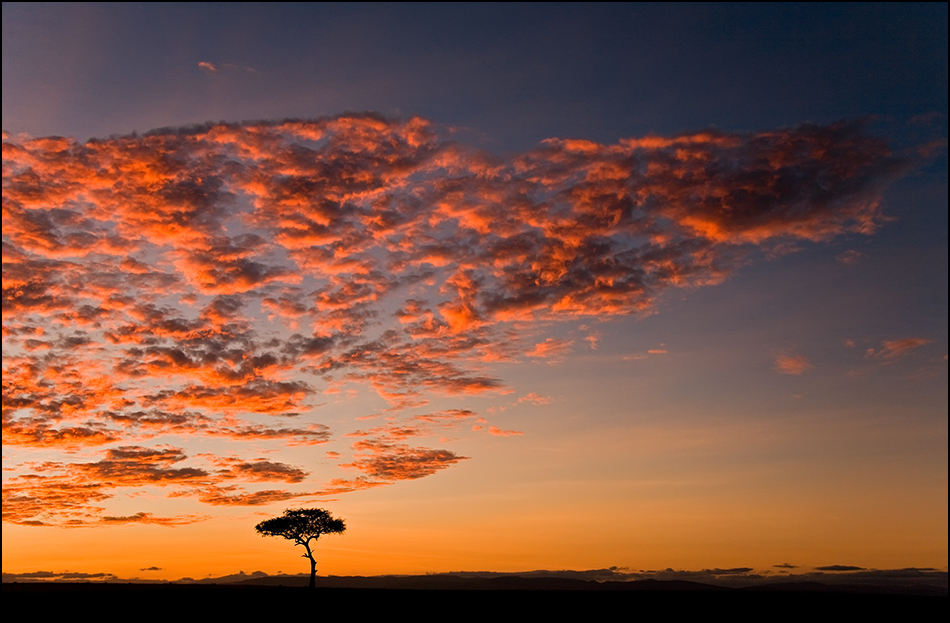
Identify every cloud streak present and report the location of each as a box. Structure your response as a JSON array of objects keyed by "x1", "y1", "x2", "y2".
[{"x1": 866, "y1": 338, "x2": 930, "y2": 360}]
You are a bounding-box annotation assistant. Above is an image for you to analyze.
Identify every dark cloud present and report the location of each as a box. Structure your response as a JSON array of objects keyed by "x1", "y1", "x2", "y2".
[
  {"x1": 193, "y1": 486, "x2": 311, "y2": 507},
  {"x1": 209, "y1": 457, "x2": 308, "y2": 483},
  {"x1": 343, "y1": 439, "x2": 468, "y2": 481},
  {"x1": 704, "y1": 567, "x2": 755, "y2": 575},
  {"x1": 141, "y1": 379, "x2": 313, "y2": 415},
  {"x1": 815, "y1": 565, "x2": 866, "y2": 571},
  {"x1": 100, "y1": 512, "x2": 203, "y2": 526}
]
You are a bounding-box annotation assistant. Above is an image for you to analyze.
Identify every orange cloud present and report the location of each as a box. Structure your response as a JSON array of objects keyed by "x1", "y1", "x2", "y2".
[
  {"x1": 526, "y1": 338, "x2": 574, "y2": 359},
  {"x1": 2, "y1": 444, "x2": 317, "y2": 525},
  {"x1": 2, "y1": 114, "x2": 905, "y2": 525},
  {"x1": 487, "y1": 426, "x2": 522, "y2": 437}
]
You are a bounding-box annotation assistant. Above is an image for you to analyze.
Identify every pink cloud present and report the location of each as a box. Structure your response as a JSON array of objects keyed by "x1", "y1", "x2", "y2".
[
  {"x1": 866, "y1": 338, "x2": 930, "y2": 360},
  {"x1": 836, "y1": 249, "x2": 866, "y2": 265},
  {"x1": 518, "y1": 393, "x2": 551, "y2": 405},
  {"x1": 774, "y1": 354, "x2": 813, "y2": 375}
]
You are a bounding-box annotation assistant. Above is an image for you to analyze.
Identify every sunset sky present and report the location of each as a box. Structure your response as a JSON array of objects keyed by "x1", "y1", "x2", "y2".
[{"x1": 3, "y1": 4, "x2": 947, "y2": 581}]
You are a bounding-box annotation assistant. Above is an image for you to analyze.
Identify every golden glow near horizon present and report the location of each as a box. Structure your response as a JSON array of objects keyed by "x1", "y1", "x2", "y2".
[{"x1": 3, "y1": 113, "x2": 945, "y2": 579}]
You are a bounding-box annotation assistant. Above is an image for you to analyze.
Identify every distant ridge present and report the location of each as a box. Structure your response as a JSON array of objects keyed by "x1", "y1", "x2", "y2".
[
  {"x1": 5, "y1": 568, "x2": 946, "y2": 596},
  {"x1": 230, "y1": 574, "x2": 728, "y2": 592}
]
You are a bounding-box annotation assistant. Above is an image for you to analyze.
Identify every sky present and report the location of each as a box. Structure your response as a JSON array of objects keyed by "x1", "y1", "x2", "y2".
[{"x1": 2, "y1": 3, "x2": 947, "y2": 581}]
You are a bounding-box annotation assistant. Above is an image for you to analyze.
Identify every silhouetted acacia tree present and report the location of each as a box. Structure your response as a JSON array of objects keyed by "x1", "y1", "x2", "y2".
[{"x1": 255, "y1": 508, "x2": 346, "y2": 588}]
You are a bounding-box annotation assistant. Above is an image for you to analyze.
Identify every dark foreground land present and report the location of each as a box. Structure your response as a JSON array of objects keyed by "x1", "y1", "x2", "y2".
[{"x1": 4, "y1": 579, "x2": 946, "y2": 619}]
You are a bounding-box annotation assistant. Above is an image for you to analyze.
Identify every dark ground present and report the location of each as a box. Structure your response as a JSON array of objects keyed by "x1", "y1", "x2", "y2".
[{"x1": 4, "y1": 580, "x2": 945, "y2": 619}]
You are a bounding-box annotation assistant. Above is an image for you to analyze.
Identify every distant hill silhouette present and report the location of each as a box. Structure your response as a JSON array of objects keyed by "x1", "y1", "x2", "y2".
[{"x1": 5, "y1": 567, "x2": 946, "y2": 597}]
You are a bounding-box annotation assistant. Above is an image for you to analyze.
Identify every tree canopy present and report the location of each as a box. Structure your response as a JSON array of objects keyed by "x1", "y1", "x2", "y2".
[{"x1": 255, "y1": 508, "x2": 346, "y2": 587}]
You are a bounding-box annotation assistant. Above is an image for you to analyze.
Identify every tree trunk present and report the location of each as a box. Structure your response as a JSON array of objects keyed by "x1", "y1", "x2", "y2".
[{"x1": 303, "y1": 542, "x2": 317, "y2": 588}]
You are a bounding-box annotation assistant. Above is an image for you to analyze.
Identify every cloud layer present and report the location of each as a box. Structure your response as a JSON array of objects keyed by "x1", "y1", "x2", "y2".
[{"x1": 2, "y1": 114, "x2": 903, "y2": 525}]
